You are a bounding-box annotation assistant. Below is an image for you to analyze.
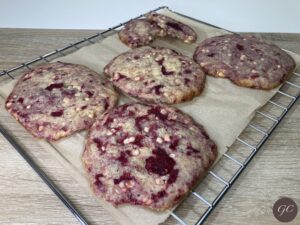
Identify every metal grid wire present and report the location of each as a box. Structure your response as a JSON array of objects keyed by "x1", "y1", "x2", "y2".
[{"x1": 0, "y1": 6, "x2": 299, "y2": 225}]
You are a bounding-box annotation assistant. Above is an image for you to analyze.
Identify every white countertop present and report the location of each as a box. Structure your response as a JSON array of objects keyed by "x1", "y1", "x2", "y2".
[{"x1": 0, "y1": 0, "x2": 299, "y2": 33}]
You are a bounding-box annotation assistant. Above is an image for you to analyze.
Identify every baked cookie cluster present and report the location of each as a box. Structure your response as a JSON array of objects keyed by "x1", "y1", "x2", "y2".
[{"x1": 6, "y1": 12, "x2": 296, "y2": 212}]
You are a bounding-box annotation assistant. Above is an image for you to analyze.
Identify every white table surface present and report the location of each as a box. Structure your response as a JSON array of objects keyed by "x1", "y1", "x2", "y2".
[{"x1": 0, "y1": 0, "x2": 299, "y2": 33}]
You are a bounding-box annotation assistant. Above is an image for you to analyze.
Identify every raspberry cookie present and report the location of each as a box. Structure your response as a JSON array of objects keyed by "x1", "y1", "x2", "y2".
[
  {"x1": 119, "y1": 19, "x2": 166, "y2": 48},
  {"x1": 118, "y1": 13, "x2": 197, "y2": 48},
  {"x1": 146, "y1": 13, "x2": 197, "y2": 43},
  {"x1": 5, "y1": 62, "x2": 118, "y2": 141},
  {"x1": 193, "y1": 34, "x2": 296, "y2": 89},
  {"x1": 104, "y1": 46, "x2": 206, "y2": 104},
  {"x1": 82, "y1": 103, "x2": 217, "y2": 211}
]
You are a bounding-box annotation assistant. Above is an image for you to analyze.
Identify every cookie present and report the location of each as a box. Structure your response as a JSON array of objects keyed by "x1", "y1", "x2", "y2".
[
  {"x1": 104, "y1": 46, "x2": 205, "y2": 104},
  {"x1": 193, "y1": 34, "x2": 296, "y2": 89},
  {"x1": 118, "y1": 19, "x2": 166, "y2": 48},
  {"x1": 146, "y1": 13, "x2": 197, "y2": 43},
  {"x1": 118, "y1": 13, "x2": 197, "y2": 48},
  {"x1": 82, "y1": 103, "x2": 217, "y2": 211},
  {"x1": 5, "y1": 62, "x2": 118, "y2": 141}
]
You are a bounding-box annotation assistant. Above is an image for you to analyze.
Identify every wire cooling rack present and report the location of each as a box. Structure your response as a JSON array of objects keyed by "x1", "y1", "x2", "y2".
[{"x1": 0, "y1": 6, "x2": 299, "y2": 225}]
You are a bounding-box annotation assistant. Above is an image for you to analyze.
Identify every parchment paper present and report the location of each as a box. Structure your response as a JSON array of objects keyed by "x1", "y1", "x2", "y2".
[{"x1": 1, "y1": 9, "x2": 300, "y2": 225}]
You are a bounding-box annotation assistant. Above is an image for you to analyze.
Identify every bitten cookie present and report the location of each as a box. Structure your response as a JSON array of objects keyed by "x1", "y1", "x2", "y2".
[
  {"x1": 146, "y1": 13, "x2": 197, "y2": 43},
  {"x1": 5, "y1": 62, "x2": 118, "y2": 141},
  {"x1": 118, "y1": 13, "x2": 197, "y2": 48},
  {"x1": 104, "y1": 46, "x2": 206, "y2": 104},
  {"x1": 82, "y1": 103, "x2": 217, "y2": 211},
  {"x1": 118, "y1": 19, "x2": 166, "y2": 48},
  {"x1": 193, "y1": 34, "x2": 296, "y2": 90}
]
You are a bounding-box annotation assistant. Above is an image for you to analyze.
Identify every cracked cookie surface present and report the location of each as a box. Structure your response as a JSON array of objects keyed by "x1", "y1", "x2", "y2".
[
  {"x1": 118, "y1": 13, "x2": 197, "y2": 48},
  {"x1": 104, "y1": 46, "x2": 205, "y2": 104},
  {"x1": 82, "y1": 103, "x2": 217, "y2": 211},
  {"x1": 6, "y1": 62, "x2": 118, "y2": 140},
  {"x1": 146, "y1": 13, "x2": 197, "y2": 43},
  {"x1": 193, "y1": 34, "x2": 296, "y2": 89},
  {"x1": 118, "y1": 19, "x2": 166, "y2": 48}
]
